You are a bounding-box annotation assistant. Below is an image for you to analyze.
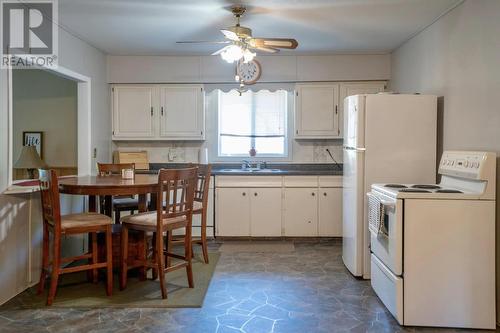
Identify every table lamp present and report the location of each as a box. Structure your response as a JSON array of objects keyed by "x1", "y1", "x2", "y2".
[{"x1": 14, "y1": 146, "x2": 47, "y2": 179}]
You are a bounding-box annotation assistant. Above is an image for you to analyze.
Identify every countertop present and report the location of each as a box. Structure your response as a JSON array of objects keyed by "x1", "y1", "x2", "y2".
[{"x1": 137, "y1": 163, "x2": 343, "y2": 176}]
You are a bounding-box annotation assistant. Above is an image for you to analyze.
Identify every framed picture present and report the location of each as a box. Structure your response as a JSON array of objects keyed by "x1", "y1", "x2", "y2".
[{"x1": 23, "y1": 131, "x2": 43, "y2": 158}]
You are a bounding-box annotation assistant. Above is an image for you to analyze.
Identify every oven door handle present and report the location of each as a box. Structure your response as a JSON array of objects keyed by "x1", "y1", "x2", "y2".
[{"x1": 367, "y1": 192, "x2": 396, "y2": 207}]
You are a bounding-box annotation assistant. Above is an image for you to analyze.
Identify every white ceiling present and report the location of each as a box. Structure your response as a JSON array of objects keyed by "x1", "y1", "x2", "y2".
[{"x1": 58, "y1": 0, "x2": 462, "y2": 55}]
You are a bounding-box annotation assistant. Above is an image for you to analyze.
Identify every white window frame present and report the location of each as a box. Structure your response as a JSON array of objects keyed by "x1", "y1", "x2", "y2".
[{"x1": 213, "y1": 89, "x2": 293, "y2": 162}]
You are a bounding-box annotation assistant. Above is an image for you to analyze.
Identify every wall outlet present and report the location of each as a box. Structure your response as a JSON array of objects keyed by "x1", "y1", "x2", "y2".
[{"x1": 168, "y1": 148, "x2": 177, "y2": 161}]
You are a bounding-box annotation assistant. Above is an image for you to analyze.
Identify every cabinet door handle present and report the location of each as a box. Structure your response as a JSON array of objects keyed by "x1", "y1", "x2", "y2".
[
  {"x1": 254, "y1": 192, "x2": 258, "y2": 196},
  {"x1": 323, "y1": 192, "x2": 327, "y2": 196},
  {"x1": 150, "y1": 107, "x2": 153, "y2": 116},
  {"x1": 161, "y1": 107, "x2": 164, "y2": 116},
  {"x1": 308, "y1": 221, "x2": 312, "y2": 224},
  {"x1": 311, "y1": 192, "x2": 315, "y2": 196},
  {"x1": 242, "y1": 192, "x2": 246, "y2": 196}
]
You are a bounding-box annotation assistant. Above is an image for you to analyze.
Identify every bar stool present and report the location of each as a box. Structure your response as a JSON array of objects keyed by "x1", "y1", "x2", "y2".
[
  {"x1": 37, "y1": 169, "x2": 113, "y2": 305},
  {"x1": 120, "y1": 167, "x2": 198, "y2": 299},
  {"x1": 97, "y1": 162, "x2": 139, "y2": 223},
  {"x1": 168, "y1": 164, "x2": 212, "y2": 264}
]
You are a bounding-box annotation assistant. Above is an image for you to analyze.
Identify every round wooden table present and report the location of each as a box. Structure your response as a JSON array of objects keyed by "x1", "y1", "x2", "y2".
[
  {"x1": 58, "y1": 174, "x2": 159, "y2": 275},
  {"x1": 58, "y1": 174, "x2": 158, "y2": 213}
]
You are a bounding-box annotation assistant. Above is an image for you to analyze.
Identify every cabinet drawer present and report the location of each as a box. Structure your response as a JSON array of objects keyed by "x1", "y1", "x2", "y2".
[
  {"x1": 283, "y1": 176, "x2": 318, "y2": 187},
  {"x1": 215, "y1": 176, "x2": 282, "y2": 188},
  {"x1": 319, "y1": 176, "x2": 342, "y2": 187},
  {"x1": 371, "y1": 254, "x2": 403, "y2": 325}
]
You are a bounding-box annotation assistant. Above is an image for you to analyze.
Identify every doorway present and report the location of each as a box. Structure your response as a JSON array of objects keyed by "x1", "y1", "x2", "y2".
[{"x1": 12, "y1": 69, "x2": 78, "y2": 180}]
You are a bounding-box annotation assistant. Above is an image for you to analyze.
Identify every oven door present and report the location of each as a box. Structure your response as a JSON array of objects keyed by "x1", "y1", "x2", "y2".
[{"x1": 368, "y1": 191, "x2": 403, "y2": 276}]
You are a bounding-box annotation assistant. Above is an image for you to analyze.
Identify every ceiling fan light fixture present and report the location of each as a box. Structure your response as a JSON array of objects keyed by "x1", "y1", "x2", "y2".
[
  {"x1": 243, "y1": 49, "x2": 256, "y2": 63},
  {"x1": 220, "y1": 44, "x2": 243, "y2": 63}
]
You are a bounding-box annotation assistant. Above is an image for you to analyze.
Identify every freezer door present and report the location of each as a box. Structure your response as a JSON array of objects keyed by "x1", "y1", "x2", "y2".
[
  {"x1": 342, "y1": 148, "x2": 365, "y2": 276},
  {"x1": 343, "y1": 95, "x2": 365, "y2": 149}
]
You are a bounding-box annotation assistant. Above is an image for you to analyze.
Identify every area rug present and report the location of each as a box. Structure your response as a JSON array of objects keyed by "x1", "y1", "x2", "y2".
[
  {"x1": 219, "y1": 241, "x2": 295, "y2": 253},
  {"x1": 1, "y1": 253, "x2": 219, "y2": 309}
]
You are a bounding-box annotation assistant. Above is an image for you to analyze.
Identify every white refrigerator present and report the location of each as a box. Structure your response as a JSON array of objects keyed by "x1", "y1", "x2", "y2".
[{"x1": 342, "y1": 93, "x2": 437, "y2": 279}]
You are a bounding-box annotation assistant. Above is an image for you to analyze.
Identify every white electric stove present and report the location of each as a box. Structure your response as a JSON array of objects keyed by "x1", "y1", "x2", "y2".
[{"x1": 368, "y1": 151, "x2": 496, "y2": 329}]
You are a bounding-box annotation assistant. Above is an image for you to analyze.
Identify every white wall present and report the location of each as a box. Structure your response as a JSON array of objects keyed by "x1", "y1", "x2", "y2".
[
  {"x1": 0, "y1": 26, "x2": 109, "y2": 304},
  {"x1": 110, "y1": 54, "x2": 390, "y2": 164},
  {"x1": 107, "y1": 54, "x2": 390, "y2": 83},
  {"x1": 13, "y1": 69, "x2": 78, "y2": 168},
  {"x1": 389, "y1": 0, "x2": 500, "y2": 323}
]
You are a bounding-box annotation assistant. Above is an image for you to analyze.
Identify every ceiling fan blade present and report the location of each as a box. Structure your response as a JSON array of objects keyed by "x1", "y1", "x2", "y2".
[
  {"x1": 251, "y1": 38, "x2": 298, "y2": 49},
  {"x1": 212, "y1": 45, "x2": 232, "y2": 55},
  {"x1": 220, "y1": 29, "x2": 240, "y2": 41},
  {"x1": 176, "y1": 41, "x2": 230, "y2": 44},
  {"x1": 250, "y1": 46, "x2": 279, "y2": 54}
]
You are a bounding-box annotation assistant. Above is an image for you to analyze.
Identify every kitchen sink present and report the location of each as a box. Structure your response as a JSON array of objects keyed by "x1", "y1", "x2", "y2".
[{"x1": 219, "y1": 168, "x2": 283, "y2": 173}]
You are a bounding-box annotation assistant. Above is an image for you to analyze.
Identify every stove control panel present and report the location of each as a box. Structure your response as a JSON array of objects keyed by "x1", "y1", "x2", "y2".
[{"x1": 439, "y1": 151, "x2": 495, "y2": 180}]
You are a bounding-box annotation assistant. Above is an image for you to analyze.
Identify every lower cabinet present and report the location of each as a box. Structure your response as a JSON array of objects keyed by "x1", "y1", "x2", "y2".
[
  {"x1": 250, "y1": 188, "x2": 282, "y2": 237},
  {"x1": 216, "y1": 187, "x2": 282, "y2": 237},
  {"x1": 318, "y1": 187, "x2": 343, "y2": 236},
  {"x1": 216, "y1": 188, "x2": 250, "y2": 236},
  {"x1": 215, "y1": 176, "x2": 342, "y2": 237},
  {"x1": 283, "y1": 188, "x2": 318, "y2": 236}
]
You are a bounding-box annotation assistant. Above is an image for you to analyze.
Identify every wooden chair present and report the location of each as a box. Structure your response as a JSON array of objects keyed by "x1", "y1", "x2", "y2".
[
  {"x1": 168, "y1": 164, "x2": 212, "y2": 264},
  {"x1": 120, "y1": 167, "x2": 198, "y2": 299},
  {"x1": 37, "y1": 169, "x2": 113, "y2": 305},
  {"x1": 97, "y1": 162, "x2": 139, "y2": 223}
]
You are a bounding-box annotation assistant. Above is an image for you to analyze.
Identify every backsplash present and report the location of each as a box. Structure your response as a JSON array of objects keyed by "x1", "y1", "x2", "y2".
[{"x1": 113, "y1": 139, "x2": 343, "y2": 164}]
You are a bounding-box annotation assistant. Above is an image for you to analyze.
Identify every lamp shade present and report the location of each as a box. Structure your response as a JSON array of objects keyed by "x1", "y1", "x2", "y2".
[{"x1": 14, "y1": 146, "x2": 47, "y2": 169}]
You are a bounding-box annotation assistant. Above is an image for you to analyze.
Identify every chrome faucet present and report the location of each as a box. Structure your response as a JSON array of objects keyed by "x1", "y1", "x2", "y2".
[{"x1": 242, "y1": 160, "x2": 252, "y2": 170}]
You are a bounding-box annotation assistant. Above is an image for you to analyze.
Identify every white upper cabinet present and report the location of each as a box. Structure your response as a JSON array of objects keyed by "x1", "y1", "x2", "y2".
[
  {"x1": 160, "y1": 85, "x2": 204, "y2": 140},
  {"x1": 112, "y1": 85, "x2": 157, "y2": 139},
  {"x1": 339, "y1": 82, "x2": 386, "y2": 111},
  {"x1": 112, "y1": 84, "x2": 205, "y2": 140},
  {"x1": 294, "y1": 81, "x2": 386, "y2": 139},
  {"x1": 295, "y1": 83, "x2": 340, "y2": 139}
]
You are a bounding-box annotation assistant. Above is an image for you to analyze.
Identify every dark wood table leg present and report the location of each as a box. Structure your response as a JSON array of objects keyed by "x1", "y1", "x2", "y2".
[
  {"x1": 88, "y1": 195, "x2": 97, "y2": 212},
  {"x1": 104, "y1": 195, "x2": 113, "y2": 217},
  {"x1": 149, "y1": 193, "x2": 157, "y2": 211},
  {"x1": 138, "y1": 194, "x2": 147, "y2": 212}
]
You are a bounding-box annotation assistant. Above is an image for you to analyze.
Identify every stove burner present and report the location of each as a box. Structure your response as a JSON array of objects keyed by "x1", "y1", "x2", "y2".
[
  {"x1": 385, "y1": 184, "x2": 408, "y2": 188},
  {"x1": 412, "y1": 184, "x2": 441, "y2": 190},
  {"x1": 436, "y1": 189, "x2": 463, "y2": 193},
  {"x1": 399, "y1": 188, "x2": 431, "y2": 193}
]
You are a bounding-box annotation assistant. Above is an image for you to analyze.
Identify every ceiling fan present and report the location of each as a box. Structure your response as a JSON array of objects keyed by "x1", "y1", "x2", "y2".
[{"x1": 176, "y1": 5, "x2": 298, "y2": 64}]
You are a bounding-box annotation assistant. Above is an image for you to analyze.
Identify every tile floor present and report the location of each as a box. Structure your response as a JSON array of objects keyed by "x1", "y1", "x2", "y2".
[{"x1": 0, "y1": 240, "x2": 498, "y2": 333}]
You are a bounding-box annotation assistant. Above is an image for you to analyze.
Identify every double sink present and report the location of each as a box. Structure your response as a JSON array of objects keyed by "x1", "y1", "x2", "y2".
[{"x1": 218, "y1": 168, "x2": 284, "y2": 173}]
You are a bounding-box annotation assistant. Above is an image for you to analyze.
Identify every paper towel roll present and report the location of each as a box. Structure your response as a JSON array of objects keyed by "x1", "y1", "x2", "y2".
[{"x1": 198, "y1": 148, "x2": 208, "y2": 164}]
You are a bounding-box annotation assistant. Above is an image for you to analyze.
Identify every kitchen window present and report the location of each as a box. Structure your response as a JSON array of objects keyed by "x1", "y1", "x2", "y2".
[{"x1": 217, "y1": 89, "x2": 288, "y2": 157}]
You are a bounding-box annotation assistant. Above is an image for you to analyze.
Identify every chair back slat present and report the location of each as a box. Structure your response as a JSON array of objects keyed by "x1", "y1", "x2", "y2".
[
  {"x1": 38, "y1": 169, "x2": 61, "y2": 229},
  {"x1": 97, "y1": 163, "x2": 135, "y2": 176},
  {"x1": 156, "y1": 168, "x2": 198, "y2": 229},
  {"x1": 190, "y1": 164, "x2": 212, "y2": 204}
]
